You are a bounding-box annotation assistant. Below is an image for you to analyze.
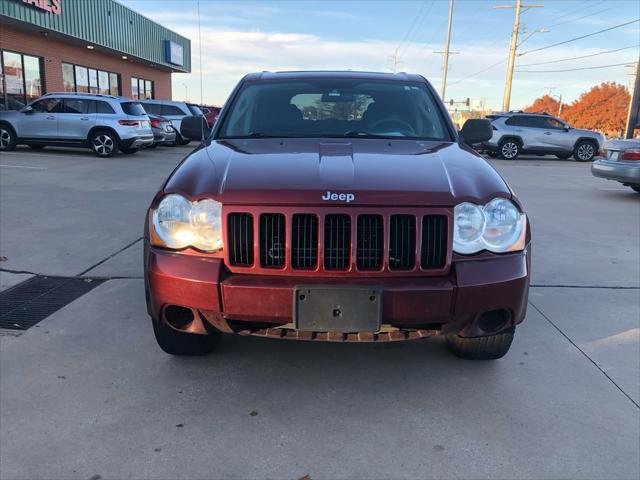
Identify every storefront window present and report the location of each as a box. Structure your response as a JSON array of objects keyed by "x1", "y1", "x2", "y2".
[
  {"x1": 0, "y1": 50, "x2": 44, "y2": 111},
  {"x1": 109, "y1": 73, "x2": 119, "y2": 96},
  {"x1": 131, "y1": 77, "x2": 139, "y2": 99},
  {"x1": 88, "y1": 68, "x2": 98, "y2": 94},
  {"x1": 23, "y1": 55, "x2": 42, "y2": 104},
  {"x1": 62, "y1": 63, "x2": 120, "y2": 96},
  {"x1": 98, "y1": 71, "x2": 109, "y2": 95},
  {"x1": 62, "y1": 63, "x2": 75, "y2": 92},
  {"x1": 131, "y1": 77, "x2": 153, "y2": 100},
  {"x1": 75, "y1": 65, "x2": 89, "y2": 93}
]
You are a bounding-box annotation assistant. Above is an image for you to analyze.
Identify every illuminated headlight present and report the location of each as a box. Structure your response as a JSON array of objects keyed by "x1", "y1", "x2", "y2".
[
  {"x1": 151, "y1": 194, "x2": 223, "y2": 252},
  {"x1": 453, "y1": 198, "x2": 525, "y2": 254}
]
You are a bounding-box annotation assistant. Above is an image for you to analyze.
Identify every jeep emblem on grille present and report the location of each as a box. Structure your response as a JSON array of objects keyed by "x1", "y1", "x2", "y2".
[{"x1": 322, "y1": 191, "x2": 355, "y2": 202}]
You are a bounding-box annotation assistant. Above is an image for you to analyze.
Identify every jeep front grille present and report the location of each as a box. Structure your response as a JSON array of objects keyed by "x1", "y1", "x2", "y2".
[{"x1": 225, "y1": 208, "x2": 449, "y2": 276}]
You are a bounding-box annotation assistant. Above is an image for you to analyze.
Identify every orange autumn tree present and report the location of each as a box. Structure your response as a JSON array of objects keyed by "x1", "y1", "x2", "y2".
[
  {"x1": 524, "y1": 83, "x2": 629, "y2": 137},
  {"x1": 524, "y1": 95, "x2": 564, "y2": 116},
  {"x1": 563, "y1": 82, "x2": 629, "y2": 137}
]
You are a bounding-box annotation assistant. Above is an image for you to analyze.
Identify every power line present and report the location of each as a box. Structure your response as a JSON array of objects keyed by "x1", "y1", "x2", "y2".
[
  {"x1": 518, "y1": 44, "x2": 640, "y2": 66},
  {"x1": 448, "y1": 58, "x2": 506, "y2": 86},
  {"x1": 396, "y1": 1, "x2": 430, "y2": 55},
  {"x1": 517, "y1": 61, "x2": 633, "y2": 73},
  {"x1": 400, "y1": 0, "x2": 436, "y2": 56},
  {"x1": 518, "y1": 18, "x2": 640, "y2": 56},
  {"x1": 545, "y1": 5, "x2": 617, "y2": 29}
]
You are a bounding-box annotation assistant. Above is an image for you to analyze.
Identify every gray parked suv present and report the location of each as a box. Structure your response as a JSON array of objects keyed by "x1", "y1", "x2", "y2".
[
  {"x1": 484, "y1": 112, "x2": 604, "y2": 161},
  {"x1": 138, "y1": 100, "x2": 203, "y2": 145},
  {"x1": 0, "y1": 92, "x2": 153, "y2": 157}
]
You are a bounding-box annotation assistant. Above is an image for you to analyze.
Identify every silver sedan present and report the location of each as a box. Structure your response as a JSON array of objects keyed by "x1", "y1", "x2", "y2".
[{"x1": 591, "y1": 139, "x2": 640, "y2": 194}]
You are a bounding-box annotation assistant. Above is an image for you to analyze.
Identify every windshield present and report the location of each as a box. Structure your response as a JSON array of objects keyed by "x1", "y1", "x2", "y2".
[{"x1": 218, "y1": 79, "x2": 451, "y2": 140}]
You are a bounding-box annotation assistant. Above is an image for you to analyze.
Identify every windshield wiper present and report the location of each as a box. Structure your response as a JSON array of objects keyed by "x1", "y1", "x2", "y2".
[
  {"x1": 343, "y1": 130, "x2": 374, "y2": 137},
  {"x1": 220, "y1": 132, "x2": 299, "y2": 139}
]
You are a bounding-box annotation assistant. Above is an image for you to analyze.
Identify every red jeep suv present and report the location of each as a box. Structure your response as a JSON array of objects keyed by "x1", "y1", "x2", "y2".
[{"x1": 144, "y1": 71, "x2": 531, "y2": 360}]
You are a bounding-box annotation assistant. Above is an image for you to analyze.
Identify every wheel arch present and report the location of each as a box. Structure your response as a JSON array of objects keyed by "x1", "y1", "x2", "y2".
[
  {"x1": 87, "y1": 126, "x2": 121, "y2": 143},
  {"x1": 0, "y1": 121, "x2": 17, "y2": 136},
  {"x1": 498, "y1": 135, "x2": 523, "y2": 146},
  {"x1": 573, "y1": 136, "x2": 599, "y2": 150}
]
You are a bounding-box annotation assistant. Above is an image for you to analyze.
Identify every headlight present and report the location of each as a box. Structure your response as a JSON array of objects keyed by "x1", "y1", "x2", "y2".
[
  {"x1": 453, "y1": 198, "x2": 525, "y2": 254},
  {"x1": 151, "y1": 194, "x2": 223, "y2": 252}
]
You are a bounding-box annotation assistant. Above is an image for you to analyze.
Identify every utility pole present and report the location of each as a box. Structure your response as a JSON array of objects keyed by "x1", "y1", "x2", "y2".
[
  {"x1": 390, "y1": 47, "x2": 400, "y2": 73},
  {"x1": 438, "y1": 0, "x2": 455, "y2": 100},
  {"x1": 495, "y1": 1, "x2": 544, "y2": 111},
  {"x1": 625, "y1": 59, "x2": 640, "y2": 138}
]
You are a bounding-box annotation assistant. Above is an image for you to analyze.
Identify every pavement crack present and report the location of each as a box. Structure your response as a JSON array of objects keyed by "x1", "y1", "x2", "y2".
[
  {"x1": 529, "y1": 300, "x2": 640, "y2": 410},
  {"x1": 77, "y1": 237, "x2": 143, "y2": 276}
]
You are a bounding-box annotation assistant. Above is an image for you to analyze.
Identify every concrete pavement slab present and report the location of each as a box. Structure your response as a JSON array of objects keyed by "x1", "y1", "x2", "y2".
[
  {"x1": 81, "y1": 238, "x2": 143, "y2": 279},
  {"x1": 530, "y1": 286, "x2": 640, "y2": 405},
  {"x1": 0, "y1": 271, "x2": 32, "y2": 292},
  {"x1": 1, "y1": 279, "x2": 638, "y2": 480},
  {"x1": 489, "y1": 159, "x2": 640, "y2": 288},
  {"x1": 0, "y1": 146, "x2": 189, "y2": 277}
]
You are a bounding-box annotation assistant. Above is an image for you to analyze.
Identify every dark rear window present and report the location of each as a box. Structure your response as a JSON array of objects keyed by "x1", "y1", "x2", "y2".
[
  {"x1": 162, "y1": 104, "x2": 186, "y2": 116},
  {"x1": 121, "y1": 102, "x2": 146, "y2": 116},
  {"x1": 187, "y1": 104, "x2": 203, "y2": 115},
  {"x1": 505, "y1": 116, "x2": 530, "y2": 127},
  {"x1": 96, "y1": 101, "x2": 115, "y2": 114},
  {"x1": 141, "y1": 102, "x2": 161, "y2": 115}
]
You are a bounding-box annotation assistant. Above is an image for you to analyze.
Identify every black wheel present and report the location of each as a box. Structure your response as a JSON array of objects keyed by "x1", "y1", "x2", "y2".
[
  {"x1": 573, "y1": 140, "x2": 596, "y2": 162},
  {"x1": 0, "y1": 124, "x2": 17, "y2": 152},
  {"x1": 28, "y1": 144, "x2": 45, "y2": 150},
  {"x1": 120, "y1": 147, "x2": 139, "y2": 154},
  {"x1": 498, "y1": 139, "x2": 520, "y2": 160},
  {"x1": 446, "y1": 327, "x2": 515, "y2": 360},
  {"x1": 555, "y1": 153, "x2": 572, "y2": 160},
  {"x1": 152, "y1": 320, "x2": 220, "y2": 356},
  {"x1": 90, "y1": 130, "x2": 118, "y2": 157},
  {"x1": 631, "y1": 185, "x2": 640, "y2": 194}
]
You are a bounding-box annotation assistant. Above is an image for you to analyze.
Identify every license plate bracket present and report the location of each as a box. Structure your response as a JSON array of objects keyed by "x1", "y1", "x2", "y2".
[{"x1": 293, "y1": 286, "x2": 382, "y2": 333}]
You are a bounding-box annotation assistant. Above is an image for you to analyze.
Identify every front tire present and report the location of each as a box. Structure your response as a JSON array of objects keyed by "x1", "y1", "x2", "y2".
[
  {"x1": 0, "y1": 125, "x2": 17, "y2": 152},
  {"x1": 573, "y1": 140, "x2": 596, "y2": 162},
  {"x1": 446, "y1": 327, "x2": 515, "y2": 360},
  {"x1": 152, "y1": 320, "x2": 220, "y2": 356},
  {"x1": 90, "y1": 131, "x2": 118, "y2": 157},
  {"x1": 498, "y1": 139, "x2": 520, "y2": 160}
]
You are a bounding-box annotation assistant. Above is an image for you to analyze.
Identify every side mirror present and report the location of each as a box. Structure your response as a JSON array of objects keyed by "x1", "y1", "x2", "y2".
[
  {"x1": 22, "y1": 106, "x2": 34, "y2": 114},
  {"x1": 459, "y1": 119, "x2": 492, "y2": 145},
  {"x1": 563, "y1": 125, "x2": 570, "y2": 132},
  {"x1": 180, "y1": 115, "x2": 210, "y2": 141}
]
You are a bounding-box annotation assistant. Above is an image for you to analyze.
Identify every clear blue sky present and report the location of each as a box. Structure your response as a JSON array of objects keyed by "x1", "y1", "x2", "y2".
[{"x1": 123, "y1": 0, "x2": 640, "y2": 110}]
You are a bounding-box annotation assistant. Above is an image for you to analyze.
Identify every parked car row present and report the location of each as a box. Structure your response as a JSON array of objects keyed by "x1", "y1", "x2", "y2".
[{"x1": 0, "y1": 92, "x2": 206, "y2": 157}]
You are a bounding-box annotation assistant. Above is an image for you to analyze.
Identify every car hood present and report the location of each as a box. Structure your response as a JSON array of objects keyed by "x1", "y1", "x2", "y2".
[
  {"x1": 571, "y1": 128, "x2": 603, "y2": 139},
  {"x1": 164, "y1": 138, "x2": 511, "y2": 207}
]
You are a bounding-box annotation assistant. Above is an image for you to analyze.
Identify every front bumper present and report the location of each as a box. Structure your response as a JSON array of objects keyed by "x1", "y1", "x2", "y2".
[
  {"x1": 145, "y1": 243, "x2": 531, "y2": 342},
  {"x1": 591, "y1": 158, "x2": 640, "y2": 185}
]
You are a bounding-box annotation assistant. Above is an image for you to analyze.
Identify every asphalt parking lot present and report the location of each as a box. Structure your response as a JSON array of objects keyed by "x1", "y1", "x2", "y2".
[{"x1": 1, "y1": 145, "x2": 639, "y2": 480}]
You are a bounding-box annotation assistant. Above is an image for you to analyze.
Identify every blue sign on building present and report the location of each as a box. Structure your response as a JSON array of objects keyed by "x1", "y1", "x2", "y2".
[{"x1": 165, "y1": 40, "x2": 184, "y2": 67}]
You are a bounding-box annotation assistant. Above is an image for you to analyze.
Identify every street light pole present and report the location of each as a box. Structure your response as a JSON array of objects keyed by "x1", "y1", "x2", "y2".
[
  {"x1": 440, "y1": 0, "x2": 454, "y2": 100},
  {"x1": 495, "y1": 1, "x2": 544, "y2": 111}
]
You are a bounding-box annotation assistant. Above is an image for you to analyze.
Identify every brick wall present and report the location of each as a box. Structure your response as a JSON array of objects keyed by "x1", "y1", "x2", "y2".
[{"x1": 0, "y1": 24, "x2": 172, "y2": 99}]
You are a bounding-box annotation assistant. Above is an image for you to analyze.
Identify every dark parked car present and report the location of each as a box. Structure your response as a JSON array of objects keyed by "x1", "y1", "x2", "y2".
[
  {"x1": 144, "y1": 71, "x2": 531, "y2": 360},
  {"x1": 591, "y1": 138, "x2": 640, "y2": 193},
  {"x1": 147, "y1": 114, "x2": 176, "y2": 147}
]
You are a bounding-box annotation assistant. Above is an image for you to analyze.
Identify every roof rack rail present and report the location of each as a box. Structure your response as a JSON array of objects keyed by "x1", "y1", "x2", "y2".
[{"x1": 42, "y1": 92, "x2": 118, "y2": 99}]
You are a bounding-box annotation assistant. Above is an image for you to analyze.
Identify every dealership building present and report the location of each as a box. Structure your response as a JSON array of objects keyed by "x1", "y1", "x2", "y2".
[{"x1": 0, "y1": 0, "x2": 190, "y2": 110}]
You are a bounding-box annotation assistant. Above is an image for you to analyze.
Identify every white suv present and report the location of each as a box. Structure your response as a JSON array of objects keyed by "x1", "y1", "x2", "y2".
[
  {"x1": 138, "y1": 100, "x2": 203, "y2": 145},
  {"x1": 0, "y1": 93, "x2": 153, "y2": 157},
  {"x1": 484, "y1": 112, "x2": 604, "y2": 161}
]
